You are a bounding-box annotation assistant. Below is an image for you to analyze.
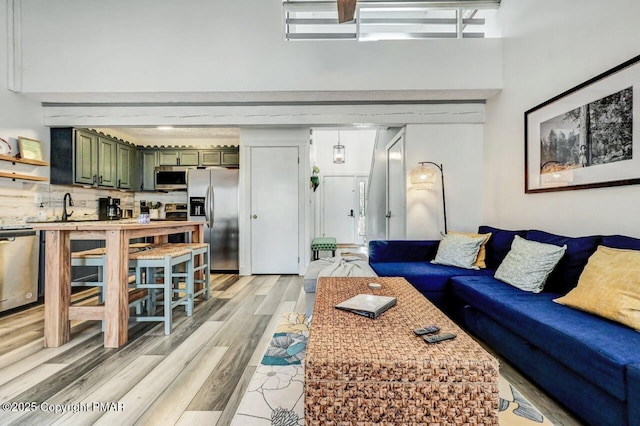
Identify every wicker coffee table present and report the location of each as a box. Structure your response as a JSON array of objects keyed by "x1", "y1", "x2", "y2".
[{"x1": 305, "y1": 276, "x2": 499, "y2": 424}]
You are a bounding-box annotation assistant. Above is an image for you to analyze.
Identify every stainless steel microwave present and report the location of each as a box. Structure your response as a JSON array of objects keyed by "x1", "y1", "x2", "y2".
[{"x1": 154, "y1": 166, "x2": 192, "y2": 190}]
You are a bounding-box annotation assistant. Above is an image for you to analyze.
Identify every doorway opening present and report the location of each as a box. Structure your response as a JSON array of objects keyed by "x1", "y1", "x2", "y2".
[{"x1": 311, "y1": 128, "x2": 377, "y2": 247}]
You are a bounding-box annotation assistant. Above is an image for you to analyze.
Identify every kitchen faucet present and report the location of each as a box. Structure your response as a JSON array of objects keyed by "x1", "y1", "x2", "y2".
[{"x1": 62, "y1": 193, "x2": 74, "y2": 221}]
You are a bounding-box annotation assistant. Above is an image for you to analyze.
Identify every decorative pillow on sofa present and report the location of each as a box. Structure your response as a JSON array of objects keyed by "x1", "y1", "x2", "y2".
[
  {"x1": 449, "y1": 231, "x2": 492, "y2": 268},
  {"x1": 478, "y1": 226, "x2": 528, "y2": 270},
  {"x1": 431, "y1": 233, "x2": 486, "y2": 270},
  {"x1": 554, "y1": 246, "x2": 640, "y2": 331},
  {"x1": 525, "y1": 230, "x2": 600, "y2": 294},
  {"x1": 495, "y1": 236, "x2": 567, "y2": 293}
]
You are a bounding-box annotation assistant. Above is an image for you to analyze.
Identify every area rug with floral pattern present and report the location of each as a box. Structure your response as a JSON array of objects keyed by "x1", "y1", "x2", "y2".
[{"x1": 231, "y1": 312, "x2": 553, "y2": 425}]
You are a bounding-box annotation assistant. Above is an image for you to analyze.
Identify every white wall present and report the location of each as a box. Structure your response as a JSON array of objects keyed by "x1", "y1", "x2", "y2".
[
  {"x1": 0, "y1": 2, "x2": 46, "y2": 169},
  {"x1": 405, "y1": 124, "x2": 484, "y2": 239},
  {"x1": 17, "y1": 0, "x2": 501, "y2": 98},
  {"x1": 484, "y1": 0, "x2": 640, "y2": 237},
  {"x1": 0, "y1": 1, "x2": 50, "y2": 223},
  {"x1": 312, "y1": 129, "x2": 377, "y2": 176}
]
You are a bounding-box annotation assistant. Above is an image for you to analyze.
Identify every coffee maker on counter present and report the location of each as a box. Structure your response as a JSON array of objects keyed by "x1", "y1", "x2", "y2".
[{"x1": 98, "y1": 197, "x2": 122, "y2": 220}]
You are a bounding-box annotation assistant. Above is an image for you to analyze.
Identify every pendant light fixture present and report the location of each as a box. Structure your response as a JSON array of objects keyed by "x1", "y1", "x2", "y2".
[{"x1": 333, "y1": 131, "x2": 345, "y2": 164}]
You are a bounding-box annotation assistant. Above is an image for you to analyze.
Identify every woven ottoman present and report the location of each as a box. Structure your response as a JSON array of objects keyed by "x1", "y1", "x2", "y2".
[
  {"x1": 311, "y1": 237, "x2": 337, "y2": 260},
  {"x1": 305, "y1": 277, "x2": 499, "y2": 424}
]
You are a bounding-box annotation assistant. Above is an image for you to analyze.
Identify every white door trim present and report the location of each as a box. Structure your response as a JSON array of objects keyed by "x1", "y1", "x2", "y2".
[{"x1": 385, "y1": 131, "x2": 406, "y2": 239}]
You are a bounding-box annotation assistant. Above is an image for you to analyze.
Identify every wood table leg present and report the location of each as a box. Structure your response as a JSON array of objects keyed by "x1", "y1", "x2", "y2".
[
  {"x1": 104, "y1": 230, "x2": 129, "y2": 348},
  {"x1": 192, "y1": 225, "x2": 204, "y2": 244},
  {"x1": 44, "y1": 230, "x2": 71, "y2": 347},
  {"x1": 154, "y1": 234, "x2": 169, "y2": 244}
]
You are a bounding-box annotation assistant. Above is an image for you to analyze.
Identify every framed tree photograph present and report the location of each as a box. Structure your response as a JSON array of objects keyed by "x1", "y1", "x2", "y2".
[
  {"x1": 17, "y1": 137, "x2": 44, "y2": 161},
  {"x1": 525, "y1": 54, "x2": 640, "y2": 193}
]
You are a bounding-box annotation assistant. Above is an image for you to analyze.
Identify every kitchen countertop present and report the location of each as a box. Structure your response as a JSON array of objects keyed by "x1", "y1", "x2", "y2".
[
  {"x1": 0, "y1": 224, "x2": 36, "y2": 230},
  {"x1": 31, "y1": 219, "x2": 194, "y2": 230}
]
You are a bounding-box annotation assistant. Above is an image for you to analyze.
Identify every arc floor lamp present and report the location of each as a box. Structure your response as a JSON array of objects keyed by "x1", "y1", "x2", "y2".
[{"x1": 409, "y1": 161, "x2": 448, "y2": 234}]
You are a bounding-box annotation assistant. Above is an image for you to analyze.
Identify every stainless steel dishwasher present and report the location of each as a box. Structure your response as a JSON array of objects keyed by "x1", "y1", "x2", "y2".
[{"x1": 0, "y1": 226, "x2": 39, "y2": 313}]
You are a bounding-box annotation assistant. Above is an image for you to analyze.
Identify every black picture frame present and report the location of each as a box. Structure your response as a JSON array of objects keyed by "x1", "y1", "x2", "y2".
[{"x1": 525, "y1": 54, "x2": 640, "y2": 193}]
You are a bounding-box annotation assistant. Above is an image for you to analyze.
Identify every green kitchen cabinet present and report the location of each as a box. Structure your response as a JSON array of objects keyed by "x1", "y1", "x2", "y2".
[
  {"x1": 221, "y1": 150, "x2": 239, "y2": 166},
  {"x1": 200, "y1": 150, "x2": 221, "y2": 166},
  {"x1": 136, "y1": 146, "x2": 241, "y2": 191},
  {"x1": 50, "y1": 128, "x2": 137, "y2": 190},
  {"x1": 200, "y1": 148, "x2": 239, "y2": 166},
  {"x1": 141, "y1": 150, "x2": 158, "y2": 191},
  {"x1": 74, "y1": 129, "x2": 98, "y2": 185},
  {"x1": 116, "y1": 143, "x2": 133, "y2": 189},
  {"x1": 70, "y1": 130, "x2": 117, "y2": 188},
  {"x1": 97, "y1": 136, "x2": 117, "y2": 188},
  {"x1": 157, "y1": 150, "x2": 199, "y2": 166},
  {"x1": 129, "y1": 148, "x2": 141, "y2": 191},
  {"x1": 73, "y1": 131, "x2": 116, "y2": 188},
  {"x1": 180, "y1": 151, "x2": 199, "y2": 166}
]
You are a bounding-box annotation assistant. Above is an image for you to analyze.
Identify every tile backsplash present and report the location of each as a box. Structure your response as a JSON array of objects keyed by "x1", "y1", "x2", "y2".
[{"x1": 0, "y1": 181, "x2": 187, "y2": 225}]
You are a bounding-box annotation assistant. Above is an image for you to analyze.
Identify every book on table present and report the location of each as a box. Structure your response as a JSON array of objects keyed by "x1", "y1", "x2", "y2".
[{"x1": 335, "y1": 294, "x2": 397, "y2": 319}]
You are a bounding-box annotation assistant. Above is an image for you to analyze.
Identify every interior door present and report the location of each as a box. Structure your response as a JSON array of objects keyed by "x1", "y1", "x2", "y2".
[
  {"x1": 386, "y1": 134, "x2": 406, "y2": 239},
  {"x1": 322, "y1": 176, "x2": 356, "y2": 244},
  {"x1": 356, "y1": 176, "x2": 367, "y2": 245},
  {"x1": 250, "y1": 146, "x2": 299, "y2": 274}
]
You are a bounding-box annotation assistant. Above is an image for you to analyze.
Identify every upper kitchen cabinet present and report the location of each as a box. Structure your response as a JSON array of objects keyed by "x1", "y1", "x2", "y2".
[
  {"x1": 199, "y1": 150, "x2": 221, "y2": 166},
  {"x1": 97, "y1": 136, "x2": 117, "y2": 188},
  {"x1": 141, "y1": 150, "x2": 157, "y2": 191},
  {"x1": 158, "y1": 150, "x2": 199, "y2": 166},
  {"x1": 139, "y1": 146, "x2": 239, "y2": 191},
  {"x1": 50, "y1": 128, "x2": 137, "y2": 190},
  {"x1": 116, "y1": 143, "x2": 134, "y2": 190},
  {"x1": 73, "y1": 129, "x2": 98, "y2": 185},
  {"x1": 201, "y1": 148, "x2": 239, "y2": 166}
]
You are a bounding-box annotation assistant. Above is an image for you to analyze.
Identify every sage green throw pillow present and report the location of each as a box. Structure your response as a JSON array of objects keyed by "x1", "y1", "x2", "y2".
[
  {"x1": 431, "y1": 233, "x2": 486, "y2": 270},
  {"x1": 495, "y1": 235, "x2": 567, "y2": 293}
]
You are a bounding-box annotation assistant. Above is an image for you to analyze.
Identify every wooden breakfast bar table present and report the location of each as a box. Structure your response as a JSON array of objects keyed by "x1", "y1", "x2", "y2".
[{"x1": 32, "y1": 220, "x2": 204, "y2": 349}]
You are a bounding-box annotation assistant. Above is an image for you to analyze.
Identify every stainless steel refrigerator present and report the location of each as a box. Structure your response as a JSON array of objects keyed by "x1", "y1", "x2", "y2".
[{"x1": 187, "y1": 167, "x2": 239, "y2": 271}]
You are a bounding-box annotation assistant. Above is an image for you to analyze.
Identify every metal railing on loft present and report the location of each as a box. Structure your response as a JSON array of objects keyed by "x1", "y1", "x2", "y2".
[{"x1": 282, "y1": 0, "x2": 500, "y2": 41}]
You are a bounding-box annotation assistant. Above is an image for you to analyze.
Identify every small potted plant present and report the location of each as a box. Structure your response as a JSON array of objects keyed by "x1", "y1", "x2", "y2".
[{"x1": 310, "y1": 165, "x2": 320, "y2": 192}]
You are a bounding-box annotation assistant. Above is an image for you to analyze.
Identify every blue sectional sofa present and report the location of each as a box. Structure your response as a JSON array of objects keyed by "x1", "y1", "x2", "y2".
[{"x1": 369, "y1": 226, "x2": 640, "y2": 426}]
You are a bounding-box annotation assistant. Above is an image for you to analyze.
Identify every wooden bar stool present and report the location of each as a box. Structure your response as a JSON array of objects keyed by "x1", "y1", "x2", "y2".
[
  {"x1": 72, "y1": 244, "x2": 154, "y2": 328},
  {"x1": 128, "y1": 245, "x2": 193, "y2": 335},
  {"x1": 155, "y1": 242, "x2": 210, "y2": 315},
  {"x1": 71, "y1": 247, "x2": 108, "y2": 303},
  {"x1": 71, "y1": 243, "x2": 153, "y2": 303}
]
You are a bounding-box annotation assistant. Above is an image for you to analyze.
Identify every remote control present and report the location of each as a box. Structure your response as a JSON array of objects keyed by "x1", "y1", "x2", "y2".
[
  {"x1": 413, "y1": 325, "x2": 440, "y2": 336},
  {"x1": 423, "y1": 332, "x2": 457, "y2": 344}
]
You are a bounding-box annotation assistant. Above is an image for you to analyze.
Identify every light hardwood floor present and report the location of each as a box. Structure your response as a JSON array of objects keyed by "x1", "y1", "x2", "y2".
[{"x1": 0, "y1": 274, "x2": 582, "y2": 425}]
